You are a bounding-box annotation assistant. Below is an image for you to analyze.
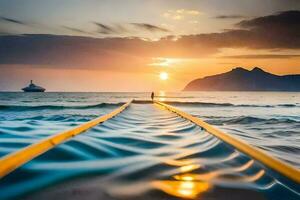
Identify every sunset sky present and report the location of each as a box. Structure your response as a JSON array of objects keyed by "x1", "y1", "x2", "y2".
[{"x1": 0, "y1": 0, "x2": 300, "y2": 91}]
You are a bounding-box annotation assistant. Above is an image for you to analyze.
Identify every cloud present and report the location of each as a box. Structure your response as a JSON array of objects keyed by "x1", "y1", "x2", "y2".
[
  {"x1": 0, "y1": 16, "x2": 26, "y2": 25},
  {"x1": 94, "y1": 22, "x2": 118, "y2": 34},
  {"x1": 176, "y1": 10, "x2": 300, "y2": 50},
  {"x1": 93, "y1": 22, "x2": 168, "y2": 35},
  {"x1": 237, "y1": 10, "x2": 300, "y2": 29},
  {"x1": 148, "y1": 57, "x2": 183, "y2": 66},
  {"x1": 221, "y1": 54, "x2": 300, "y2": 59},
  {"x1": 215, "y1": 15, "x2": 246, "y2": 19},
  {"x1": 189, "y1": 20, "x2": 199, "y2": 24},
  {"x1": 163, "y1": 9, "x2": 202, "y2": 20},
  {"x1": 62, "y1": 26, "x2": 91, "y2": 35},
  {"x1": 176, "y1": 9, "x2": 201, "y2": 15},
  {"x1": 0, "y1": 26, "x2": 13, "y2": 35},
  {"x1": 0, "y1": 10, "x2": 300, "y2": 69},
  {"x1": 218, "y1": 62, "x2": 239, "y2": 65},
  {"x1": 130, "y1": 23, "x2": 170, "y2": 32},
  {"x1": 0, "y1": 34, "x2": 158, "y2": 70}
]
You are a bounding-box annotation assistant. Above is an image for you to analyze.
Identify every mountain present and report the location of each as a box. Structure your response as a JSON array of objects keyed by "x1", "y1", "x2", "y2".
[{"x1": 183, "y1": 67, "x2": 300, "y2": 91}]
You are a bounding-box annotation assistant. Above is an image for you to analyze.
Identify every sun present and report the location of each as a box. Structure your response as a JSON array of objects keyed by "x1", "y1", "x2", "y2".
[{"x1": 160, "y1": 72, "x2": 168, "y2": 80}]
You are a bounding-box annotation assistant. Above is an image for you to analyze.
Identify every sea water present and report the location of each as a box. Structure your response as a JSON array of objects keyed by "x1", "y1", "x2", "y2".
[{"x1": 0, "y1": 92, "x2": 299, "y2": 199}]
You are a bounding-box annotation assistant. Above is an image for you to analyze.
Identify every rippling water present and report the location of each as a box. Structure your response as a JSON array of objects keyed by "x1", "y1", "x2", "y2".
[{"x1": 0, "y1": 92, "x2": 299, "y2": 199}]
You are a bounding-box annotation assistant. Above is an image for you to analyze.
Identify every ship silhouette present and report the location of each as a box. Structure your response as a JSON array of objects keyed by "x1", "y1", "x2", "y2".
[{"x1": 22, "y1": 80, "x2": 46, "y2": 92}]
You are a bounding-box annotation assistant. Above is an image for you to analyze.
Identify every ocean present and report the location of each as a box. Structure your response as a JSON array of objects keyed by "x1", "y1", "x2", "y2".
[{"x1": 0, "y1": 92, "x2": 299, "y2": 199}]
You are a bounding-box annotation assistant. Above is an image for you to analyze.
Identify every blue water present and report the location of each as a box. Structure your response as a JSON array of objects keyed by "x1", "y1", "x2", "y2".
[{"x1": 0, "y1": 92, "x2": 299, "y2": 199}]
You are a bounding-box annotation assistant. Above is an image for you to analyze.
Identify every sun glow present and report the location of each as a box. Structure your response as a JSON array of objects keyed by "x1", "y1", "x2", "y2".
[{"x1": 160, "y1": 72, "x2": 168, "y2": 80}]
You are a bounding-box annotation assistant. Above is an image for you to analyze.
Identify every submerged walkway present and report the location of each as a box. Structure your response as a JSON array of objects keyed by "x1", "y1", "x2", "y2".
[{"x1": 0, "y1": 102, "x2": 299, "y2": 200}]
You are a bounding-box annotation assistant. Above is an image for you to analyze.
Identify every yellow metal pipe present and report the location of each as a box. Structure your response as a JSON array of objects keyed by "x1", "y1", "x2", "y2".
[
  {"x1": 154, "y1": 100, "x2": 300, "y2": 183},
  {"x1": 0, "y1": 100, "x2": 132, "y2": 179}
]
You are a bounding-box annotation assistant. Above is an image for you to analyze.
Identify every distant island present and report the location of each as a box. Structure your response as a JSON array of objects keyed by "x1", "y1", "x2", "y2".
[{"x1": 184, "y1": 67, "x2": 300, "y2": 91}]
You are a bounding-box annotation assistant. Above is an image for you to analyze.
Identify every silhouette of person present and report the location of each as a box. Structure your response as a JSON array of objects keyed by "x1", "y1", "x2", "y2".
[{"x1": 151, "y1": 92, "x2": 154, "y2": 101}]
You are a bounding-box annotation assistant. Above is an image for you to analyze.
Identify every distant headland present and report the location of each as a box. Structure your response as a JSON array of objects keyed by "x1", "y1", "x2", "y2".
[{"x1": 184, "y1": 67, "x2": 300, "y2": 91}]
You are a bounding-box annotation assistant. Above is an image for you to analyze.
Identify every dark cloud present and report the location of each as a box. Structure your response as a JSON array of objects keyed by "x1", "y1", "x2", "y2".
[
  {"x1": 237, "y1": 10, "x2": 300, "y2": 29},
  {"x1": 93, "y1": 22, "x2": 169, "y2": 35},
  {"x1": 232, "y1": 10, "x2": 300, "y2": 49},
  {"x1": 93, "y1": 23, "x2": 130, "y2": 35},
  {"x1": 222, "y1": 54, "x2": 300, "y2": 59},
  {"x1": 130, "y1": 23, "x2": 170, "y2": 32},
  {"x1": 176, "y1": 10, "x2": 300, "y2": 51},
  {"x1": 215, "y1": 15, "x2": 246, "y2": 19},
  {"x1": 94, "y1": 22, "x2": 118, "y2": 34},
  {"x1": 62, "y1": 26, "x2": 91, "y2": 35},
  {"x1": 0, "y1": 34, "x2": 154, "y2": 69},
  {"x1": 0, "y1": 16, "x2": 26, "y2": 25}
]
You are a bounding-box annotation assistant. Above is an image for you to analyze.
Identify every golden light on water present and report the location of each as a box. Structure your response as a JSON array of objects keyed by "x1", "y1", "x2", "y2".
[
  {"x1": 180, "y1": 164, "x2": 200, "y2": 173},
  {"x1": 158, "y1": 90, "x2": 166, "y2": 101},
  {"x1": 152, "y1": 180, "x2": 211, "y2": 199},
  {"x1": 159, "y1": 72, "x2": 168, "y2": 80},
  {"x1": 151, "y1": 163, "x2": 209, "y2": 199},
  {"x1": 174, "y1": 174, "x2": 196, "y2": 181}
]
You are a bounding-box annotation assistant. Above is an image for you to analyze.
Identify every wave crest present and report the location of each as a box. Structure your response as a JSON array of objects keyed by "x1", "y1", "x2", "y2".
[
  {"x1": 0, "y1": 103, "x2": 124, "y2": 111},
  {"x1": 207, "y1": 116, "x2": 299, "y2": 125}
]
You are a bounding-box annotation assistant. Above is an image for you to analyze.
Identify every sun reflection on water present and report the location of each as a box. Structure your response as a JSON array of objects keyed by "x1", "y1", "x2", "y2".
[
  {"x1": 152, "y1": 179, "x2": 211, "y2": 199},
  {"x1": 158, "y1": 90, "x2": 166, "y2": 101},
  {"x1": 151, "y1": 161, "x2": 211, "y2": 199},
  {"x1": 180, "y1": 164, "x2": 200, "y2": 173}
]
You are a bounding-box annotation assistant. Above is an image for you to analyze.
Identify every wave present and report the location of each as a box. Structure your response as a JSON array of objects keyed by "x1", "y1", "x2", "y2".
[
  {"x1": 0, "y1": 103, "x2": 124, "y2": 111},
  {"x1": 0, "y1": 101, "x2": 298, "y2": 112},
  {"x1": 277, "y1": 104, "x2": 297, "y2": 107},
  {"x1": 18, "y1": 114, "x2": 98, "y2": 122},
  {"x1": 1, "y1": 102, "x2": 298, "y2": 200},
  {"x1": 165, "y1": 101, "x2": 299, "y2": 108},
  {"x1": 207, "y1": 116, "x2": 299, "y2": 125},
  {"x1": 133, "y1": 100, "x2": 265, "y2": 107}
]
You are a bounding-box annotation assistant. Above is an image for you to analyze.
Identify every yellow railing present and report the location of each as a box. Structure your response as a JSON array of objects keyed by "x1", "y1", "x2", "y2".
[
  {"x1": 154, "y1": 100, "x2": 300, "y2": 183},
  {"x1": 0, "y1": 100, "x2": 132, "y2": 179}
]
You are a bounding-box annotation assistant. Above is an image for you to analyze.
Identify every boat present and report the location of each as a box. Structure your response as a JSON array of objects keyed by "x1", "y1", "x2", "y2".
[{"x1": 22, "y1": 80, "x2": 46, "y2": 92}]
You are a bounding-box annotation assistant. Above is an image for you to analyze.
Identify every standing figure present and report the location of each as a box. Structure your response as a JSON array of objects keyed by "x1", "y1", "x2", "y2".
[{"x1": 151, "y1": 92, "x2": 154, "y2": 101}]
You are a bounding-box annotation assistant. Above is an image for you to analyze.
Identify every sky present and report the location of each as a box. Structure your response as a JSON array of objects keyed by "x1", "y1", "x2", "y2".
[{"x1": 0, "y1": 0, "x2": 300, "y2": 91}]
